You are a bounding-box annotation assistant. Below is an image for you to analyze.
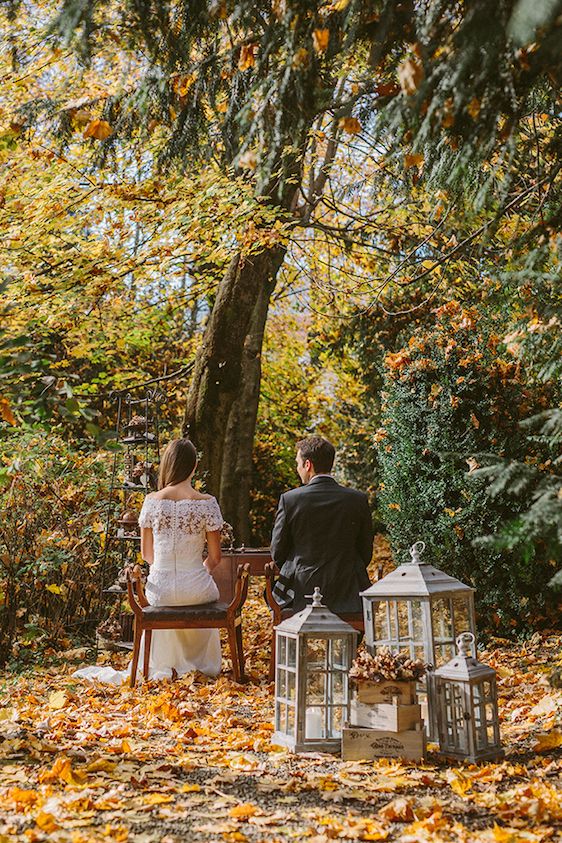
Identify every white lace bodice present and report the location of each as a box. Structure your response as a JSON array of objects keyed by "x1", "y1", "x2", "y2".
[{"x1": 138, "y1": 496, "x2": 223, "y2": 570}]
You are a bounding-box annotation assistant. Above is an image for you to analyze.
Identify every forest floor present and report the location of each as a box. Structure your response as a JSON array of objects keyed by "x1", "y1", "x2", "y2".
[{"x1": 1, "y1": 585, "x2": 561, "y2": 843}]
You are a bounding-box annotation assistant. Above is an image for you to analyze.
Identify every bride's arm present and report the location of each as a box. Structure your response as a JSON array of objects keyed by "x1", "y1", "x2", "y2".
[
  {"x1": 204, "y1": 531, "x2": 222, "y2": 573},
  {"x1": 140, "y1": 527, "x2": 154, "y2": 564}
]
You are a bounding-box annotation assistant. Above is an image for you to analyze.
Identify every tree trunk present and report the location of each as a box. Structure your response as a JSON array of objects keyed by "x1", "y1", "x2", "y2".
[
  {"x1": 183, "y1": 244, "x2": 286, "y2": 502},
  {"x1": 219, "y1": 272, "x2": 276, "y2": 542}
]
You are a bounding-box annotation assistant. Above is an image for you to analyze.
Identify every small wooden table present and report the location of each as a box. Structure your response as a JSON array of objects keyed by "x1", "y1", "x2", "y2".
[{"x1": 221, "y1": 548, "x2": 272, "y2": 577}]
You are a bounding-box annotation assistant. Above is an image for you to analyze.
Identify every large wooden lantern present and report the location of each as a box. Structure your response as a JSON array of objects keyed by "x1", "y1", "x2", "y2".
[
  {"x1": 435, "y1": 633, "x2": 503, "y2": 763},
  {"x1": 360, "y1": 541, "x2": 476, "y2": 669},
  {"x1": 272, "y1": 588, "x2": 358, "y2": 754}
]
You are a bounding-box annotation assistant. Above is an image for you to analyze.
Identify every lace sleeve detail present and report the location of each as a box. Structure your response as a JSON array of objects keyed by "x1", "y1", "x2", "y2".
[
  {"x1": 205, "y1": 498, "x2": 224, "y2": 532},
  {"x1": 138, "y1": 497, "x2": 154, "y2": 528}
]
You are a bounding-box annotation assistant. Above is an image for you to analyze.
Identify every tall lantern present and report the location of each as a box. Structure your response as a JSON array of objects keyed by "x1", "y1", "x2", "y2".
[
  {"x1": 435, "y1": 633, "x2": 503, "y2": 763},
  {"x1": 272, "y1": 588, "x2": 358, "y2": 754},
  {"x1": 360, "y1": 541, "x2": 476, "y2": 668}
]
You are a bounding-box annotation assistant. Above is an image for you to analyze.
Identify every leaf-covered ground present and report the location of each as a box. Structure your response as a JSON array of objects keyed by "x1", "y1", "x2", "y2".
[{"x1": 2, "y1": 588, "x2": 561, "y2": 843}]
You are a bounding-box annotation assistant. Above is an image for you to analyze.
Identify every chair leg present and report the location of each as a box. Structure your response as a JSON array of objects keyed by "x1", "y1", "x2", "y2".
[
  {"x1": 227, "y1": 624, "x2": 241, "y2": 683},
  {"x1": 143, "y1": 629, "x2": 152, "y2": 681},
  {"x1": 269, "y1": 630, "x2": 276, "y2": 682},
  {"x1": 235, "y1": 620, "x2": 245, "y2": 681},
  {"x1": 130, "y1": 621, "x2": 141, "y2": 687}
]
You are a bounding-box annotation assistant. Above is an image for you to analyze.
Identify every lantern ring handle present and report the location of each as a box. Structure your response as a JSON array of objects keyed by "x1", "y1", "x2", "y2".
[
  {"x1": 409, "y1": 541, "x2": 426, "y2": 563},
  {"x1": 456, "y1": 632, "x2": 475, "y2": 657}
]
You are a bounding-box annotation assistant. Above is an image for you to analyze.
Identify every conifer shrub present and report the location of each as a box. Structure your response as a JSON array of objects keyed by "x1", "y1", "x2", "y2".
[{"x1": 376, "y1": 301, "x2": 557, "y2": 633}]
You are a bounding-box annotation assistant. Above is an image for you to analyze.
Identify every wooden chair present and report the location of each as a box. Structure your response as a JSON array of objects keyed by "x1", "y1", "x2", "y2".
[
  {"x1": 264, "y1": 562, "x2": 366, "y2": 681},
  {"x1": 126, "y1": 559, "x2": 250, "y2": 686}
]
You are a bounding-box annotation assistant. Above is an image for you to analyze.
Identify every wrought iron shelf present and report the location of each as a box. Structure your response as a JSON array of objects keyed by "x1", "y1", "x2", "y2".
[
  {"x1": 116, "y1": 535, "x2": 141, "y2": 542},
  {"x1": 121, "y1": 434, "x2": 156, "y2": 444}
]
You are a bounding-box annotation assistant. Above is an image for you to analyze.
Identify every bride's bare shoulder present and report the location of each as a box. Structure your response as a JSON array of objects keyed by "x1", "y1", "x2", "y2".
[{"x1": 191, "y1": 491, "x2": 214, "y2": 501}]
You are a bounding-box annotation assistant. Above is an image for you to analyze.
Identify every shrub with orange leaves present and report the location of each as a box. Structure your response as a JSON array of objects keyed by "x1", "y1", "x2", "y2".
[{"x1": 377, "y1": 302, "x2": 557, "y2": 633}]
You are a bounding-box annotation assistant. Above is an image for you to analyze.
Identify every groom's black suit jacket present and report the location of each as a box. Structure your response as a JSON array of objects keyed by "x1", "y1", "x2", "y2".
[{"x1": 270, "y1": 475, "x2": 373, "y2": 613}]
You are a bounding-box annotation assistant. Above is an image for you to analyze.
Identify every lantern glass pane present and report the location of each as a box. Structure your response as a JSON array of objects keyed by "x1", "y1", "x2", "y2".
[
  {"x1": 374, "y1": 603, "x2": 389, "y2": 641},
  {"x1": 331, "y1": 638, "x2": 349, "y2": 670},
  {"x1": 305, "y1": 706, "x2": 324, "y2": 739},
  {"x1": 278, "y1": 636, "x2": 287, "y2": 665},
  {"x1": 452, "y1": 595, "x2": 472, "y2": 636},
  {"x1": 331, "y1": 671, "x2": 344, "y2": 704},
  {"x1": 278, "y1": 704, "x2": 287, "y2": 732},
  {"x1": 287, "y1": 637, "x2": 297, "y2": 667},
  {"x1": 487, "y1": 725, "x2": 495, "y2": 744},
  {"x1": 287, "y1": 706, "x2": 295, "y2": 736},
  {"x1": 307, "y1": 638, "x2": 327, "y2": 670},
  {"x1": 411, "y1": 600, "x2": 423, "y2": 641},
  {"x1": 486, "y1": 703, "x2": 494, "y2": 724},
  {"x1": 432, "y1": 598, "x2": 453, "y2": 639},
  {"x1": 398, "y1": 601, "x2": 409, "y2": 639},
  {"x1": 287, "y1": 671, "x2": 296, "y2": 702},
  {"x1": 277, "y1": 668, "x2": 287, "y2": 698},
  {"x1": 307, "y1": 672, "x2": 326, "y2": 704},
  {"x1": 329, "y1": 706, "x2": 343, "y2": 738}
]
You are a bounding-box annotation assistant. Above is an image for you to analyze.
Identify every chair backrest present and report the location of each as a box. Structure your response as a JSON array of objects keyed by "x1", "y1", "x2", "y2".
[{"x1": 211, "y1": 555, "x2": 240, "y2": 604}]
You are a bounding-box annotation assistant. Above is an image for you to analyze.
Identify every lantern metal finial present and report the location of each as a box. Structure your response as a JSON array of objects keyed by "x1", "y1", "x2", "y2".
[
  {"x1": 409, "y1": 541, "x2": 426, "y2": 565},
  {"x1": 456, "y1": 632, "x2": 475, "y2": 658},
  {"x1": 308, "y1": 587, "x2": 324, "y2": 608}
]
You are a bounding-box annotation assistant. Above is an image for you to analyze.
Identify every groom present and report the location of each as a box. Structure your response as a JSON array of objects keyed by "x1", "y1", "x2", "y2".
[{"x1": 270, "y1": 436, "x2": 373, "y2": 613}]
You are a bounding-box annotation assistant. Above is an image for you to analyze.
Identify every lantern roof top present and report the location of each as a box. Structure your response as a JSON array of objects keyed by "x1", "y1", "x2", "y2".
[
  {"x1": 275, "y1": 588, "x2": 359, "y2": 636},
  {"x1": 361, "y1": 541, "x2": 474, "y2": 599},
  {"x1": 435, "y1": 634, "x2": 495, "y2": 681}
]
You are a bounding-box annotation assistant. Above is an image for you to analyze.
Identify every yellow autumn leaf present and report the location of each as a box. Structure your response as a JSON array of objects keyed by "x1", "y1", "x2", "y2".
[
  {"x1": 467, "y1": 97, "x2": 481, "y2": 118},
  {"x1": 533, "y1": 729, "x2": 562, "y2": 752},
  {"x1": 404, "y1": 152, "x2": 424, "y2": 169},
  {"x1": 449, "y1": 773, "x2": 473, "y2": 797},
  {"x1": 48, "y1": 690, "x2": 67, "y2": 709},
  {"x1": 143, "y1": 793, "x2": 175, "y2": 805},
  {"x1": 238, "y1": 44, "x2": 257, "y2": 71},
  {"x1": 180, "y1": 783, "x2": 201, "y2": 793},
  {"x1": 0, "y1": 398, "x2": 17, "y2": 426},
  {"x1": 230, "y1": 802, "x2": 260, "y2": 819},
  {"x1": 83, "y1": 119, "x2": 113, "y2": 140},
  {"x1": 46, "y1": 583, "x2": 62, "y2": 595},
  {"x1": 35, "y1": 811, "x2": 59, "y2": 832},
  {"x1": 339, "y1": 116, "x2": 362, "y2": 134},
  {"x1": 312, "y1": 29, "x2": 330, "y2": 54}
]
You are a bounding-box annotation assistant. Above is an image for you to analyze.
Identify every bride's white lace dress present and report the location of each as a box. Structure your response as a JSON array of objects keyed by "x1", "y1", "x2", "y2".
[{"x1": 73, "y1": 496, "x2": 224, "y2": 684}]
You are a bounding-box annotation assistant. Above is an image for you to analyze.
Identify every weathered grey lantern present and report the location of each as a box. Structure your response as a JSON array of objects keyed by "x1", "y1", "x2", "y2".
[
  {"x1": 435, "y1": 633, "x2": 503, "y2": 763},
  {"x1": 360, "y1": 541, "x2": 476, "y2": 669},
  {"x1": 272, "y1": 588, "x2": 358, "y2": 754}
]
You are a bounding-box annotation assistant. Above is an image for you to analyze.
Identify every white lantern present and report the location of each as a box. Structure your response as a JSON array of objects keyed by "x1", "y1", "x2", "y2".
[
  {"x1": 361, "y1": 542, "x2": 476, "y2": 667},
  {"x1": 435, "y1": 633, "x2": 503, "y2": 763},
  {"x1": 272, "y1": 588, "x2": 358, "y2": 754}
]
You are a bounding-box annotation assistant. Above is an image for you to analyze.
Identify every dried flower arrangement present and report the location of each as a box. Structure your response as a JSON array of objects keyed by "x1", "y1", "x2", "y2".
[{"x1": 349, "y1": 647, "x2": 427, "y2": 684}]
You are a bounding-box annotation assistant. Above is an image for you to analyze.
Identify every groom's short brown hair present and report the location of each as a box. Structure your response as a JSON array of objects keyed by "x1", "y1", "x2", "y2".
[{"x1": 296, "y1": 436, "x2": 336, "y2": 473}]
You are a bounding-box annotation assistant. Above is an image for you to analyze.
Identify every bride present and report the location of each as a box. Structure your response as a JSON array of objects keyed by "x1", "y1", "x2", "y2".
[{"x1": 74, "y1": 438, "x2": 224, "y2": 684}]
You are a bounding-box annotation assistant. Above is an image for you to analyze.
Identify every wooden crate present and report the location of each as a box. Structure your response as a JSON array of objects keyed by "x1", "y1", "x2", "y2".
[
  {"x1": 354, "y1": 680, "x2": 416, "y2": 705},
  {"x1": 349, "y1": 699, "x2": 422, "y2": 732},
  {"x1": 342, "y1": 725, "x2": 425, "y2": 761}
]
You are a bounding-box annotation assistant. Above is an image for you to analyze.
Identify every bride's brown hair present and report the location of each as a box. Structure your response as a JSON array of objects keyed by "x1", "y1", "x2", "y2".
[{"x1": 158, "y1": 438, "x2": 197, "y2": 489}]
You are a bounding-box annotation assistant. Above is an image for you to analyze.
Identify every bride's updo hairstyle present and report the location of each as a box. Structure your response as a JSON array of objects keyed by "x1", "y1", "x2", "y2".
[{"x1": 158, "y1": 438, "x2": 197, "y2": 489}]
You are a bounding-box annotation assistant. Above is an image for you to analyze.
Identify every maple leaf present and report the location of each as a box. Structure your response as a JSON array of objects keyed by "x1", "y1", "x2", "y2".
[
  {"x1": 339, "y1": 117, "x2": 362, "y2": 134},
  {"x1": 313, "y1": 29, "x2": 330, "y2": 54},
  {"x1": 238, "y1": 44, "x2": 258, "y2": 71},
  {"x1": 0, "y1": 397, "x2": 17, "y2": 425},
  {"x1": 532, "y1": 729, "x2": 562, "y2": 752},
  {"x1": 83, "y1": 119, "x2": 113, "y2": 140}
]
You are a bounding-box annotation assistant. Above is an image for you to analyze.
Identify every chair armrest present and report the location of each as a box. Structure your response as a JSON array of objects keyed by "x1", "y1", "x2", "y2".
[
  {"x1": 126, "y1": 564, "x2": 149, "y2": 615},
  {"x1": 226, "y1": 562, "x2": 250, "y2": 616},
  {"x1": 264, "y1": 561, "x2": 283, "y2": 624}
]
